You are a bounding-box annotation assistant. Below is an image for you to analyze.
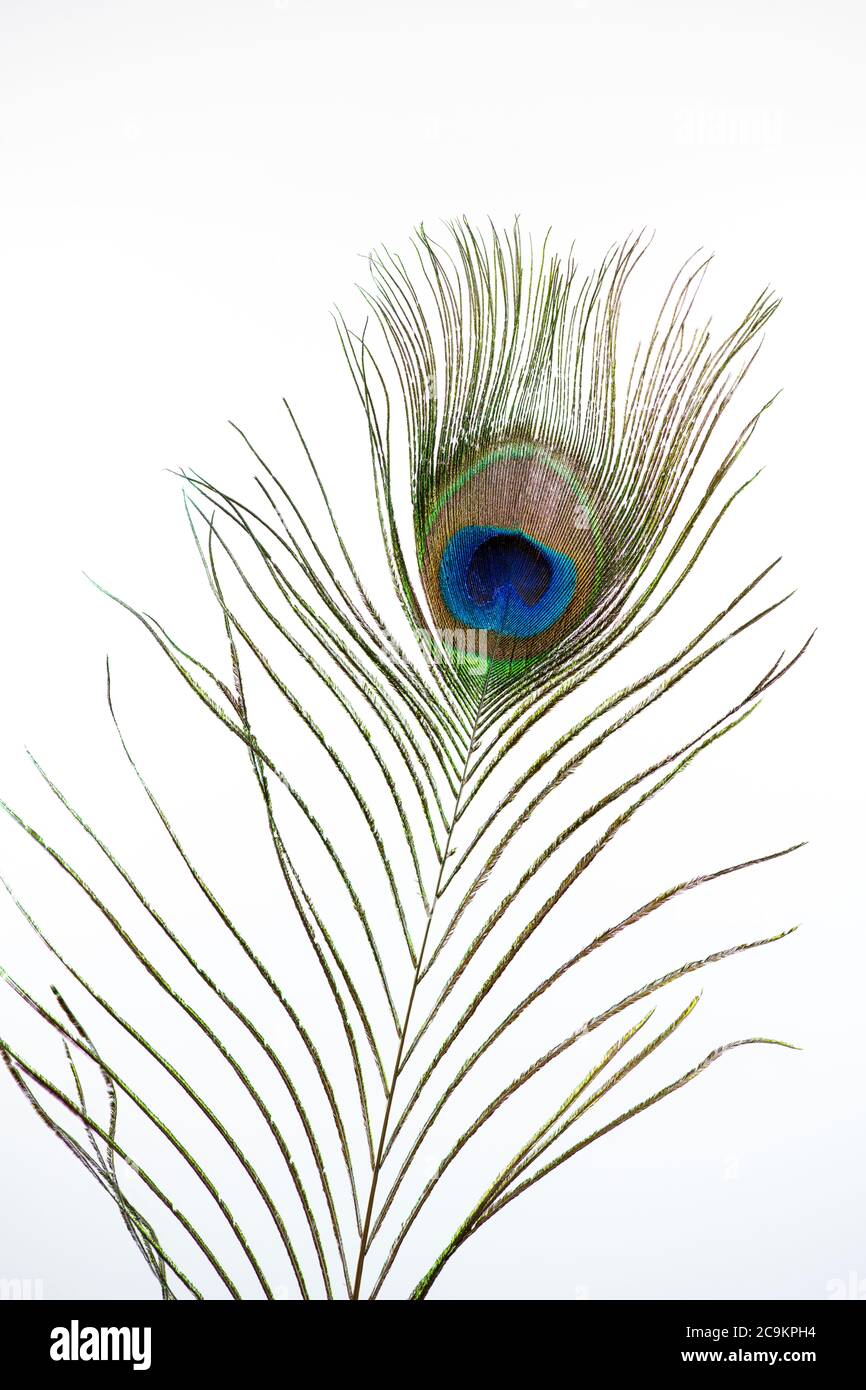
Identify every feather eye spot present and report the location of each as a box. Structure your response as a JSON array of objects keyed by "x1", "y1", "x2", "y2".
[
  {"x1": 421, "y1": 444, "x2": 601, "y2": 663},
  {"x1": 439, "y1": 526, "x2": 577, "y2": 639}
]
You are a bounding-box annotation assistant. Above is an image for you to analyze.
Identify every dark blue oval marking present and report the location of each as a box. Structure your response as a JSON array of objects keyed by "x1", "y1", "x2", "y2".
[{"x1": 439, "y1": 525, "x2": 577, "y2": 638}]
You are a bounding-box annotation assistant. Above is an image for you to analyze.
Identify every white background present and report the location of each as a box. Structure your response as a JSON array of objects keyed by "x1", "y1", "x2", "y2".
[{"x1": 0, "y1": 0, "x2": 863, "y2": 1301}]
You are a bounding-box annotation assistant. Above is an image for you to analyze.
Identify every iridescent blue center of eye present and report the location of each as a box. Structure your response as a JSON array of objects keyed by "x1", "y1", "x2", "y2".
[{"x1": 439, "y1": 525, "x2": 577, "y2": 638}]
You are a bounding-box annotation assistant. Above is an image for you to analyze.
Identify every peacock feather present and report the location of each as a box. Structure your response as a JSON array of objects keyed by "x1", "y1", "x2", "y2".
[{"x1": 0, "y1": 220, "x2": 808, "y2": 1300}]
